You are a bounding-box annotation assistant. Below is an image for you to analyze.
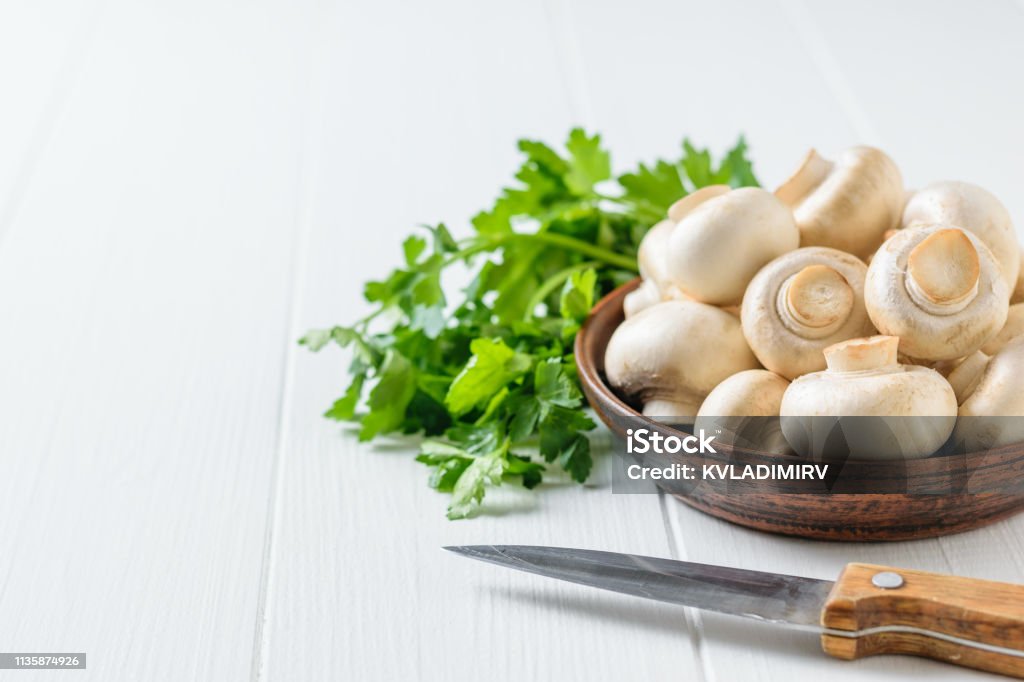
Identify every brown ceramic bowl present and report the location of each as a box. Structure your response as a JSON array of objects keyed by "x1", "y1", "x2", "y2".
[{"x1": 575, "y1": 279, "x2": 1024, "y2": 541}]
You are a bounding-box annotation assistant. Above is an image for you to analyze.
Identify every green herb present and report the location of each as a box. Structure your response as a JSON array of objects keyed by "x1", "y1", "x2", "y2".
[{"x1": 301, "y1": 130, "x2": 759, "y2": 518}]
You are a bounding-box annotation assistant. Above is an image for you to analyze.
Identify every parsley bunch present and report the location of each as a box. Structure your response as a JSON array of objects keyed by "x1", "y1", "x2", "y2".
[{"x1": 302, "y1": 129, "x2": 759, "y2": 518}]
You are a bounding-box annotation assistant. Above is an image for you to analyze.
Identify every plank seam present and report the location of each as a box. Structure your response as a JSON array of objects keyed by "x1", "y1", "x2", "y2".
[
  {"x1": 660, "y1": 493, "x2": 713, "y2": 682},
  {"x1": 541, "y1": 0, "x2": 595, "y2": 126},
  {"x1": 250, "y1": 6, "x2": 328, "y2": 680}
]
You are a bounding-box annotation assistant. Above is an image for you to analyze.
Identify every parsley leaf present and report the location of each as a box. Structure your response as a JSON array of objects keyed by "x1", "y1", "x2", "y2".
[
  {"x1": 535, "y1": 359, "x2": 582, "y2": 409},
  {"x1": 359, "y1": 350, "x2": 417, "y2": 441},
  {"x1": 618, "y1": 160, "x2": 687, "y2": 217},
  {"x1": 448, "y1": 450, "x2": 505, "y2": 519},
  {"x1": 324, "y1": 373, "x2": 365, "y2": 421},
  {"x1": 445, "y1": 339, "x2": 533, "y2": 417},
  {"x1": 716, "y1": 136, "x2": 758, "y2": 188},
  {"x1": 565, "y1": 128, "x2": 612, "y2": 195},
  {"x1": 540, "y1": 405, "x2": 595, "y2": 483}
]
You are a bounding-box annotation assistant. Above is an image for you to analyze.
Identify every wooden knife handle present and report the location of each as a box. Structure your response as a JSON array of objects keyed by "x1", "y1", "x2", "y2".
[{"x1": 821, "y1": 563, "x2": 1024, "y2": 678}]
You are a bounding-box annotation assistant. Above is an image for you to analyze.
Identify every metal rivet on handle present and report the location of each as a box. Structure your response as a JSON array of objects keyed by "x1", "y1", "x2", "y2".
[{"x1": 872, "y1": 571, "x2": 905, "y2": 589}]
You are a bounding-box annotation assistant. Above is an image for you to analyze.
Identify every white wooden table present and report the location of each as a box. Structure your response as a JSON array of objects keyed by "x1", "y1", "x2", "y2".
[{"x1": 2, "y1": 1, "x2": 1024, "y2": 679}]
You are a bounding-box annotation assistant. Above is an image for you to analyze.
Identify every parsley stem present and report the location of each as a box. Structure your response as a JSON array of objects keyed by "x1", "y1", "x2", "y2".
[
  {"x1": 520, "y1": 233, "x2": 637, "y2": 271},
  {"x1": 449, "y1": 232, "x2": 637, "y2": 272},
  {"x1": 355, "y1": 306, "x2": 384, "y2": 329},
  {"x1": 592, "y1": 191, "x2": 665, "y2": 223},
  {"x1": 443, "y1": 242, "x2": 495, "y2": 266},
  {"x1": 524, "y1": 260, "x2": 599, "y2": 320}
]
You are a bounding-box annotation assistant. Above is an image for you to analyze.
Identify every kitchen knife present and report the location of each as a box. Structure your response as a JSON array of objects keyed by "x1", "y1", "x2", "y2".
[{"x1": 446, "y1": 545, "x2": 1024, "y2": 678}]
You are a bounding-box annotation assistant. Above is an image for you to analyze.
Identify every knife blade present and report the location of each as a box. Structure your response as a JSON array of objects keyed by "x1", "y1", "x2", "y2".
[
  {"x1": 446, "y1": 545, "x2": 1024, "y2": 679},
  {"x1": 444, "y1": 544, "x2": 830, "y2": 630}
]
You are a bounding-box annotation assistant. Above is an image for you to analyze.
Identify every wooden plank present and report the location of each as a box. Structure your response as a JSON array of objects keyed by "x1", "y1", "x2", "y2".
[
  {"x1": 0, "y1": 1, "x2": 316, "y2": 679},
  {"x1": 258, "y1": 1, "x2": 701, "y2": 680}
]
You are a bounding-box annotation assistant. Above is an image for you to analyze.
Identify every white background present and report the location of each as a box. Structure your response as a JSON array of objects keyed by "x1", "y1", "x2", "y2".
[{"x1": 1, "y1": 0, "x2": 1023, "y2": 680}]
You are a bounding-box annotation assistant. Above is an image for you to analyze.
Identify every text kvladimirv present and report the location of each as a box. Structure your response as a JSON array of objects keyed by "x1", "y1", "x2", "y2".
[{"x1": 626, "y1": 462, "x2": 829, "y2": 481}]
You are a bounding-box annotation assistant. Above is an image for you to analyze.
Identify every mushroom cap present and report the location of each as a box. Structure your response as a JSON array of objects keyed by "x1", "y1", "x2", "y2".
[
  {"x1": 959, "y1": 337, "x2": 1024, "y2": 417},
  {"x1": 623, "y1": 279, "x2": 692, "y2": 319},
  {"x1": 864, "y1": 224, "x2": 1009, "y2": 361},
  {"x1": 695, "y1": 369, "x2": 791, "y2": 455},
  {"x1": 954, "y1": 337, "x2": 1024, "y2": 449},
  {"x1": 1014, "y1": 245, "x2": 1024, "y2": 304},
  {"x1": 696, "y1": 369, "x2": 790, "y2": 418},
  {"x1": 775, "y1": 146, "x2": 904, "y2": 260},
  {"x1": 741, "y1": 247, "x2": 875, "y2": 379},
  {"x1": 623, "y1": 279, "x2": 662, "y2": 319},
  {"x1": 944, "y1": 350, "x2": 990, "y2": 404},
  {"x1": 779, "y1": 336, "x2": 957, "y2": 460},
  {"x1": 604, "y1": 300, "x2": 759, "y2": 417},
  {"x1": 666, "y1": 187, "x2": 799, "y2": 306},
  {"x1": 902, "y1": 180, "x2": 1019, "y2": 290},
  {"x1": 636, "y1": 219, "x2": 676, "y2": 288},
  {"x1": 666, "y1": 184, "x2": 731, "y2": 223},
  {"x1": 981, "y1": 302, "x2": 1024, "y2": 355}
]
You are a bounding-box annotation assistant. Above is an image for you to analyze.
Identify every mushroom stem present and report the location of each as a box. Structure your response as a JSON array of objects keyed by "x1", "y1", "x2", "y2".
[
  {"x1": 775, "y1": 149, "x2": 835, "y2": 206},
  {"x1": 776, "y1": 264, "x2": 854, "y2": 338},
  {"x1": 946, "y1": 350, "x2": 990, "y2": 404},
  {"x1": 643, "y1": 397, "x2": 701, "y2": 419},
  {"x1": 823, "y1": 336, "x2": 899, "y2": 373},
  {"x1": 905, "y1": 228, "x2": 980, "y2": 315}
]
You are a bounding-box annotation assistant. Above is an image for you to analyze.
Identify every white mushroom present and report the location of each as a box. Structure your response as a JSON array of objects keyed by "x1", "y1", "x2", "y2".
[
  {"x1": 902, "y1": 181, "x2": 1019, "y2": 290},
  {"x1": 665, "y1": 187, "x2": 799, "y2": 306},
  {"x1": 944, "y1": 350, "x2": 991, "y2": 404},
  {"x1": 622, "y1": 279, "x2": 661, "y2": 319},
  {"x1": 636, "y1": 219, "x2": 676, "y2": 291},
  {"x1": 604, "y1": 300, "x2": 759, "y2": 419},
  {"x1": 695, "y1": 370, "x2": 791, "y2": 455},
  {"x1": 775, "y1": 146, "x2": 904, "y2": 260},
  {"x1": 864, "y1": 225, "x2": 1009, "y2": 362},
  {"x1": 953, "y1": 337, "x2": 1024, "y2": 450},
  {"x1": 623, "y1": 217, "x2": 693, "y2": 318},
  {"x1": 981, "y1": 302, "x2": 1024, "y2": 356},
  {"x1": 741, "y1": 247, "x2": 875, "y2": 379},
  {"x1": 780, "y1": 336, "x2": 957, "y2": 460}
]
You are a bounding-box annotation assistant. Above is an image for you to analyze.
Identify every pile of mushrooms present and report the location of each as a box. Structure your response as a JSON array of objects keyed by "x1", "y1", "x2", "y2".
[{"x1": 606, "y1": 146, "x2": 1024, "y2": 459}]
